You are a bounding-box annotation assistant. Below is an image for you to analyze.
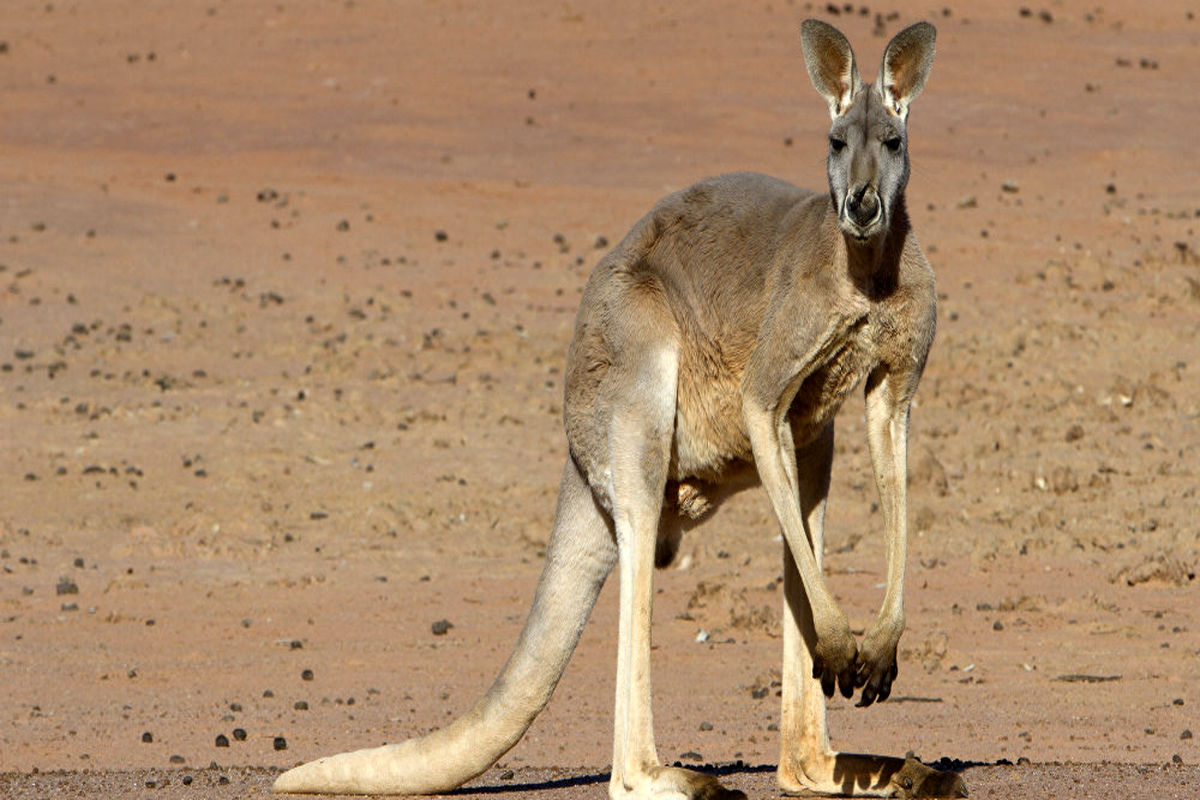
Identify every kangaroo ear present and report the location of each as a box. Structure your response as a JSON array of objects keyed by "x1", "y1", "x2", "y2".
[
  {"x1": 877, "y1": 21, "x2": 936, "y2": 119},
  {"x1": 801, "y1": 19, "x2": 861, "y2": 119}
]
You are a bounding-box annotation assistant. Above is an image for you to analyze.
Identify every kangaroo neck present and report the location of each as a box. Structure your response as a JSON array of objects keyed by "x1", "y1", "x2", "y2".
[{"x1": 841, "y1": 194, "x2": 910, "y2": 298}]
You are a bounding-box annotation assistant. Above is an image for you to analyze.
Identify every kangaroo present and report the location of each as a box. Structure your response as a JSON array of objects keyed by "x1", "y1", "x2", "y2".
[{"x1": 274, "y1": 19, "x2": 965, "y2": 799}]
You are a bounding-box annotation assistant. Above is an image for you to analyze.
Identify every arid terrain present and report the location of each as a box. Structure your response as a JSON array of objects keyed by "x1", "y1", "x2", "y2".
[{"x1": 1, "y1": 1, "x2": 1197, "y2": 798}]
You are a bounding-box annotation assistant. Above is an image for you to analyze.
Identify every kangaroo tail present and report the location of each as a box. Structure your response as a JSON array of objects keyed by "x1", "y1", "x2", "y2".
[{"x1": 274, "y1": 457, "x2": 615, "y2": 795}]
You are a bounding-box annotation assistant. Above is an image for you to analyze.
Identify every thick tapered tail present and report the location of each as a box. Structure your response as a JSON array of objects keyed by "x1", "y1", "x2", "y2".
[{"x1": 274, "y1": 457, "x2": 615, "y2": 795}]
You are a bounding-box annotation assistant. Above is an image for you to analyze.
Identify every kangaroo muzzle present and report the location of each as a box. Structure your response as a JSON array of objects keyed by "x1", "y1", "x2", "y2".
[{"x1": 846, "y1": 184, "x2": 881, "y2": 229}]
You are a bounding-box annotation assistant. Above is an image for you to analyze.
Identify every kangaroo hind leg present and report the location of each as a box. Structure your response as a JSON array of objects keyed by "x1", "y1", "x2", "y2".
[{"x1": 587, "y1": 287, "x2": 742, "y2": 800}]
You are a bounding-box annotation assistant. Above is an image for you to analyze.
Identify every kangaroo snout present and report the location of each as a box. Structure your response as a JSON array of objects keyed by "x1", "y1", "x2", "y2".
[{"x1": 846, "y1": 184, "x2": 881, "y2": 228}]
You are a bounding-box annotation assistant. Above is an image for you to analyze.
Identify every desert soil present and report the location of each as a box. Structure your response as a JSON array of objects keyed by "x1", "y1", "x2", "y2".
[{"x1": 1, "y1": 1, "x2": 1197, "y2": 798}]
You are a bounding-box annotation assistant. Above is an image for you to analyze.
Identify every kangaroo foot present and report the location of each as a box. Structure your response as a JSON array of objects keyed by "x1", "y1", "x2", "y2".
[
  {"x1": 891, "y1": 754, "x2": 966, "y2": 798},
  {"x1": 611, "y1": 764, "x2": 746, "y2": 800},
  {"x1": 779, "y1": 751, "x2": 966, "y2": 798}
]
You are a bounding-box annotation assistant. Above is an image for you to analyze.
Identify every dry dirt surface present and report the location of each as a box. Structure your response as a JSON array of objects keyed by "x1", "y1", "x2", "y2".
[{"x1": 2, "y1": 1, "x2": 1198, "y2": 798}]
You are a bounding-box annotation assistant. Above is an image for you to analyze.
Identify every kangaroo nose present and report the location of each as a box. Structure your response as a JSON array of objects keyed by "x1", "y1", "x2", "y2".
[{"x1": 847, "y1": 185, "x2": 879, "y2": 226}]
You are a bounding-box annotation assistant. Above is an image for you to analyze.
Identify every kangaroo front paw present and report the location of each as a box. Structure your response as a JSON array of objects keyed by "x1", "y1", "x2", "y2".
[
  {"x1": 812, "y1": 622, "x2": 859, "y2": 699},
  {"x1": 855, "y1": 627, "x2": 900, "y2": 707}
]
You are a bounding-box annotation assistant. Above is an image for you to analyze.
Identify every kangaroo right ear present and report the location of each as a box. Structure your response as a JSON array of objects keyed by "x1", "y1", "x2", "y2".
[{"x1": 801, "y1": 19, "x2": 861, "y2": 119}]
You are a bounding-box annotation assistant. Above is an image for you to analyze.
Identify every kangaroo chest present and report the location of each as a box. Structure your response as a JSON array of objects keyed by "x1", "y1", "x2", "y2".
[
  {"x1": 671, "y1": 305, "x2": 887, "y2": 482},
  {"x1": 787, "y1": 314, "x2": 877, "y2": 447}
]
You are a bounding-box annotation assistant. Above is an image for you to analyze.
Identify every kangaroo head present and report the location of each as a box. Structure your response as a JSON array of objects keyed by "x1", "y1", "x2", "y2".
[{"x1": 801, "y1": 19, "x2": 936, "y2": 243}]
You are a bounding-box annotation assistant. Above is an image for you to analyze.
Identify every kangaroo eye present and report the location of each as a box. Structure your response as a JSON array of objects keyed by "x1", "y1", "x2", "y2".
[
  {"x1": 884, "y1": 137, "x2": 903, "y2": 152},
  {"x1": 829, "y1": 137, "x2": 847, "y2": 153}
]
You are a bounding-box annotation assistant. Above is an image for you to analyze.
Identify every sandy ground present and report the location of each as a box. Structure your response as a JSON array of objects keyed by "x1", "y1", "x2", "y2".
[{"x1": 1, "y1": 0, "x2": 1198, "y2": 797}]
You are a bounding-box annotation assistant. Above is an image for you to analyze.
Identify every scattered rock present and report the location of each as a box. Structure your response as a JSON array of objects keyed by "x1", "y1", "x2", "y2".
[
  {"x1": 1049, "y1": 465, "x2": 1079, "y2": 494},
  {"x1": 1111, "y1": 553, "x2": 1196, "y2": 587},
  {"x1": 911, "y1": 450, "x2": 949, "y2": 496},
  {"x1": 914, "y1": 506, "x2": 938, "y2": 533},
  {"x1": 1053, "y1": 673, "x2": 1121, "y2": 683},
  {"x1": 431, "y1": 619, "x2": 453, "y2": 636}
]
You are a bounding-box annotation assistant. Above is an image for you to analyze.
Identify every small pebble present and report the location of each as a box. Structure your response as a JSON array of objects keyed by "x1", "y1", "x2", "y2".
[
  {"x1": 232, "y1": 728, "x2": 247, "y2": 741},
  {"x1": 215, "y1": 734, "x2": 229, "y2": 747},
  {"x1": 273, "y1": 736, "x2": 288, "y2": 751},
  {"x1": 301, "y1": 669, "x2": 314, "y2": 681},
  {"x1": 142, "y1": 732, "x2": 153, "y2": 743},
  {"x1": 431, "y1": 619, "x2": 453, "y2": 636}
]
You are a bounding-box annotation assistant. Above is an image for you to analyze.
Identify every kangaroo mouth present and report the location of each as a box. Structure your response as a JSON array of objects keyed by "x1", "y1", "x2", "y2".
[
  {"x1": 838, "y1": 204, "x2": 884, "y2": 240},
  {"x1": 839, "y1": 187, "x2": 885, "y2": 240}
]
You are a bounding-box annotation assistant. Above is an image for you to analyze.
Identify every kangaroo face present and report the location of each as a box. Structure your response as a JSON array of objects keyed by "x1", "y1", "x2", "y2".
[
  {"x1": 826, "y1": 87, "x2": 910, "y2": 241},
  {"x1": 801, "y1": 19, "x2": 935, "y2": 243}
]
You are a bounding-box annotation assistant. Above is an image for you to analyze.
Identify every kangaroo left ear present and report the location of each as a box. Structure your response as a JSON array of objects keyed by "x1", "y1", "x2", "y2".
[{"x1": 877, "y1": 22, "x2": 936, "y2": 119}]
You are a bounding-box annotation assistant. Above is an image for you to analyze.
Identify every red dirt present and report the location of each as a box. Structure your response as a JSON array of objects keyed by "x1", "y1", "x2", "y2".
[{"x1": 2, "y1": 1, "x2": 1197, "y2": 798}]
